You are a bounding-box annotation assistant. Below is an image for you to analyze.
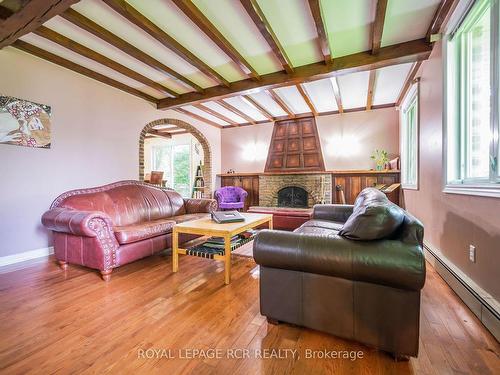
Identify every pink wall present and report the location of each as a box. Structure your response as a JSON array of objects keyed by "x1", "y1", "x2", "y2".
[
  {"x1": 402, "y1": 42, "x2": 500, "y2": 300},
  {"x1": 0, "y1": 47, "x2": 221, "y2": 258},
  {"x1": 220, "y1": 107, "x2": 399, "y2": 173}
]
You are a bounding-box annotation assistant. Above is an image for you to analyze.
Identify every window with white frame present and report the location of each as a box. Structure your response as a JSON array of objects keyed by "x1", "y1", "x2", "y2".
[
  {"x1": 400, "y1": 84, "x2": 419, "y2": 189},
  {"x1": 444, "y1": 0, "x2": 500, "y2": 197}
]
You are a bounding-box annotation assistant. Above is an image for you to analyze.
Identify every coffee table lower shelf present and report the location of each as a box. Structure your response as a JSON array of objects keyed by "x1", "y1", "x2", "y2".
[{"x1": 172, "y1": 213, "x2": 273, "y2": 285}]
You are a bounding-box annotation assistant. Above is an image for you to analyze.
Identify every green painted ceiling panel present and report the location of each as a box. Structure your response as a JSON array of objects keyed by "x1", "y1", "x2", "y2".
[
  {"x1": 126, "y1": 0, "x2": 247, "y2": 83},
  {"x1": 255, "y1": 0, "x2": 322, "y2": 68},
  {"x1": 381, "y1": 0, "x2": 441, "y2": 47},
  {"x1": 321, "y1": 0, "x2": 373, "y2": 58},
  {"x1": 193, "y1": 0, "x2": 283, "y2": 75}
]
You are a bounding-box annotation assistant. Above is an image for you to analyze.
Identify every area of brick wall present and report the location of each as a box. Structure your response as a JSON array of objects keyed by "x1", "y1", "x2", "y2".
[{"x1": 259, "y1": 174, "x2": 332, "y2": 207}]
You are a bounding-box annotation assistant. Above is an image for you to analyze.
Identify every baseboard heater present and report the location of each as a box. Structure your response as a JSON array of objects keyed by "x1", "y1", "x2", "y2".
[{"x1": 424, "y1": 243, "x2": 499, "y2": 341}]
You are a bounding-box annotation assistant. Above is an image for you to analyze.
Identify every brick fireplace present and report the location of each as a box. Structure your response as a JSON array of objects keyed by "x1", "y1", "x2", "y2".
[{"x1": 259, "y1": 174, "x2": 332, "y2": 208}]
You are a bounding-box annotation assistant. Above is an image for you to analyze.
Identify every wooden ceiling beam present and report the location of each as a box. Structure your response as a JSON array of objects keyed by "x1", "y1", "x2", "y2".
[
  {"x1": 0, "y1": 0, "x2": 78, "y2": 48},
  {"x1": 372, "y1": 0, "x2": 388, "y2": 54},
  {"x1": 60, "y1": 8, "x2": 202, "y2": 94},
  {"x1": 194, "y1": 104, "x2": 238, "y2": 126},
  {"x1": 174, "y1": 108, "x2": 223, "y2": 129},
  {"x1": 12, "y1": 40, "x2": 158, "y2": 103},
  {"x1": 157, "y1": 38, "x2": 432, "y2": 110},
  {"x1": 296, "y1": 84, "x2": 318, "y2": 116},
  {"x1": 33, "y1": 26, "x2": 174, "y2": 97},
  {"x1": 330, "y1": 76, "x2": 344, "y2": 114},
  {"x1": 239, "y1": 0, "x2": 294, "y2": 73},
  {"x1": 101, "y1": 0, "x2": 230, "y2": 87},
  {"x1": 396, "y1": 61, "x2": 422, "y2": 106},
  {"x1": 366, "y1": 70, "x2": 376, "y2": 110},
  {"x1": 267, "y1": 89, "x2": 295, "y2": 118},
  {"x1": 426, "y1": 0, "x2": 459, "y2": 41},
  {"x1": 147, "y1": 129, "x2": 172, "y2": 139},
  {"x1": 216, "y1": 100, "x2": 257, "y2": 124},
  {"x1": 307, "y1": 0, "x2": 331, "y2": 64},
  {"x1": 242, "y1": 95, "x2": 274, "y2": 121},
  {"x1": 171, "y1": 0, "x2": 259, "y2": 81}
]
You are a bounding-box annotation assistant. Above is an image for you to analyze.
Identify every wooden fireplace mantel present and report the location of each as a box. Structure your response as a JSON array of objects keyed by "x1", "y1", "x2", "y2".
[
  {"x1": 217, "y1": 169, "x2": 400, "y2": 177},
  {"x1": 219, "y1": 170, "x2": 400, "y2": 209}
]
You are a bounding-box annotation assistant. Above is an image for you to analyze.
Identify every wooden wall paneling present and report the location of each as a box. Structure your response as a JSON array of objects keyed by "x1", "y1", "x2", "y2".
[{"x1": 265, "y1": 117, "x2": 325, "y2": 172}]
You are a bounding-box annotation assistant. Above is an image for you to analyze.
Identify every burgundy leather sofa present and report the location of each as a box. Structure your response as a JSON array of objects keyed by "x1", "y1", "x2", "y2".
[{"x1": 42, "y1": 180, "x2": 217, "y2": 280}]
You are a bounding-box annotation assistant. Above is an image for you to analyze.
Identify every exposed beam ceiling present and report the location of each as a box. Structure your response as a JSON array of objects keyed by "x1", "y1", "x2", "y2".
[
  {"x1": 223, "y1": 103, "x2": 396, "y2": 128},
  {"x1": 170, "y1": 0, "x2": 259, "y2": 81},
  {"x1": 157, "y1": 38, "x2": 432, "y2": 109},
  {"x1": 366, "y1": 70, "x2": 376, "y2": 110},
  {"x1": 267, "y1": 89, "x2": 295, "y2": 118},
  {"x1": 60, "y1": 8, "x2": 202, "y2": 94},
  {"x1": 307, "y1": 0, "x2": 331, "y2": 63},
  {"x1": 372, "y1": 0, "x2": 388, "y2": 54},
  {"x1": 330, "y1": 77, "x2": 343, "y2": 114},
  {"x1": 174, "y1": 108, "x2": 223, "y2": 129},
  {"x1": 12, "y1": 39, "x2": 158, "y2": 103},
  {"x1": 396, "y1": 61, "x2": 422, "y2": 106},
  {"x1": 239, "y1": 0, "x2": 294, "y2": 74},
  {"x1": 33, "y1": 25, "x2": 174, "y2": 97},
  {"x1": 296, "y1": 84, "x2": 318, "y2": 116},
  {"x1": 101, "y1": 0, "x2": 230, "y2": 87},
  {"x1": 0, "y1": 0, "x2": 78, "y2": 48},
  {"x1": 427, "y1": 0, "x2": 459, "y2": 41},
  {"x1": 216, "y1": 100, "x2": 257, "y2": 124},
  {"x1": 194, "y1": 104, "x2": 238, "y2": 126},
  {"x1": 242, "y1": 95, "x2": 274, "y2": 120}
]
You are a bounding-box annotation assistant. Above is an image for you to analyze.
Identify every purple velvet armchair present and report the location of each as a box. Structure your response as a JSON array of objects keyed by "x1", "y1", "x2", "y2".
[{"x1": 215, "y1": 186, "x2": 248, "y2": 210}]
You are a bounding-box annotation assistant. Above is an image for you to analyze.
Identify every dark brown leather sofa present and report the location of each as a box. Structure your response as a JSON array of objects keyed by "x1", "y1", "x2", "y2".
[
  {"x1": 253, "y1": 188, "x2": 425, "y2": 358},
  {"x1": 42, "y1": 180, "x2": 217, "y2": 280}
]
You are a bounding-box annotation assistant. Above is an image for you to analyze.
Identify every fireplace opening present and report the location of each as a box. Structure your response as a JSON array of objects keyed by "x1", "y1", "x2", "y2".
[{"x1": 277, "y1": 186, "x2": 308, "y2": 208}]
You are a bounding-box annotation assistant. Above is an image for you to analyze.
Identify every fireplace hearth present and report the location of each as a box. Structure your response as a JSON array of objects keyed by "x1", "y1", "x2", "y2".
[{"x1": 277, "y1": 186, "x2": 308, "y2": 208}]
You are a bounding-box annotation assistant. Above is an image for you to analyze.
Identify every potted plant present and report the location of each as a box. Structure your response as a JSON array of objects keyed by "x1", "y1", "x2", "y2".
[{"x1": 371, "y1": 149, "x2": 389, "y2": 171}]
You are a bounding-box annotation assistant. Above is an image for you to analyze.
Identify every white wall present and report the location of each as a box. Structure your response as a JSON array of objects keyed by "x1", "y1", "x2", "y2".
[
  {"x1": 0, "y1": 47, "x2": 221, "y2": 257},
  {"x1": 220, "y1": 107, "x2": 399, "y2": 173}
]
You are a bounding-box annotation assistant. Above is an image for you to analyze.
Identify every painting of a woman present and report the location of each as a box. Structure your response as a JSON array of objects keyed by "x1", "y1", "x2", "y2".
[{"x1": 0, "y1": 96, "x2": 51, "y2": 148}]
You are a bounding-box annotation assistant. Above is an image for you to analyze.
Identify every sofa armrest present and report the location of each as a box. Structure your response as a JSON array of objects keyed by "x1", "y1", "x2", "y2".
[
  {"x1": 312, "y1": 204, "x2": 354, "y2": 222},
  {"x1": 183, "y1": 198, "x2": 218, "y2": 214},
  {"x1": 253, "y1": 229, "x2": 425, "y2": 291},
  {"x1": 41, "y1": 208, "x2": 114, "y2": 237}
]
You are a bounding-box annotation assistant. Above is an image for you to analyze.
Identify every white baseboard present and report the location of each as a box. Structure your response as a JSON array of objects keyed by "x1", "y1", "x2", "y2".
[
  {"x1": 424, "y1": 242, "x2": 499, "y2": 342},
  {"x1": 0, "y1": 246, "x2": 54, "y2": 267}
]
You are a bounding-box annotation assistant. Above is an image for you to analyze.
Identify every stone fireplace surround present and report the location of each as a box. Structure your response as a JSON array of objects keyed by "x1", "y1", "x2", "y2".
[{"x1": 259, "y1": 173, "x2": 332, "y2": 208}]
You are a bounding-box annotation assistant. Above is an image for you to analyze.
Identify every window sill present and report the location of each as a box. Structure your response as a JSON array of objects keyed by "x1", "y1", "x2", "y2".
[
  {"x1": 443, "y1": 184, "x2": 500, "y2": 198},
  {"x1": 402, "y1": 184, "x2": 418, "y2": 190}
]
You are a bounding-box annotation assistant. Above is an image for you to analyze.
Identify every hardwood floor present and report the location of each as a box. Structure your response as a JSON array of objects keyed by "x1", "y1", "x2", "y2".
[{"x1": 0, "y1": 252, "x2": 498, "y2": 374}]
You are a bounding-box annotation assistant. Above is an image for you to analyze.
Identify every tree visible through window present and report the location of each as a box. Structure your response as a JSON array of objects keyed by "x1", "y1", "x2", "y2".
[
  {"x1": 445, "y1": 0, "x2": 499, "y2": 195},
  {"x1": 400, "y1": 85, "x2": 419, "y2": 189}
]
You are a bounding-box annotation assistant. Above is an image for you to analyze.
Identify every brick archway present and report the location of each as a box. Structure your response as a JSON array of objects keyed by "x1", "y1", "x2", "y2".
[{"x1": 139, "y1": 119, "x2": 212, "y2": 197}]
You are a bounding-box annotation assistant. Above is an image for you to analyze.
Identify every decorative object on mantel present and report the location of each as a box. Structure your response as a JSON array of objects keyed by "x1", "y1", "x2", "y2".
[
  {"x1": 0, "y1": 95, "x2": 51, "y2": 148},
  {"x1": 370, "y1": 149, "x2": 389, "y2": 171},
  {"x1": 389, "y1": 157, "x2": 400, "y2": 170}
]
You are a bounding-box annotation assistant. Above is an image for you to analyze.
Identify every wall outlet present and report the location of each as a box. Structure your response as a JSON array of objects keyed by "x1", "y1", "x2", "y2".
[{"x1": 469, "y1": 245, "x2": 476, "y2": 263}]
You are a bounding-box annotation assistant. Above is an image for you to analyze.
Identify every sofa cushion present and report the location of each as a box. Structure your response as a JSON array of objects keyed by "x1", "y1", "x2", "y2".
[
  {"x1": 339, "y1": 188, "x2": 405, "y2": 240},
  {"x1": 299, "y1": 219, "x2": 344, "y2": 232},
  {"x1": 114, "y1": 218, "x2": 176, "y2": 244}
]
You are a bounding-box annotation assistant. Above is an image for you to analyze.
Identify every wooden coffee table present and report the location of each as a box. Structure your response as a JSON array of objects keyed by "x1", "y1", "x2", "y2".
[{"x1": 172, "y1": 213, "x2": 273, "y2": 284}]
